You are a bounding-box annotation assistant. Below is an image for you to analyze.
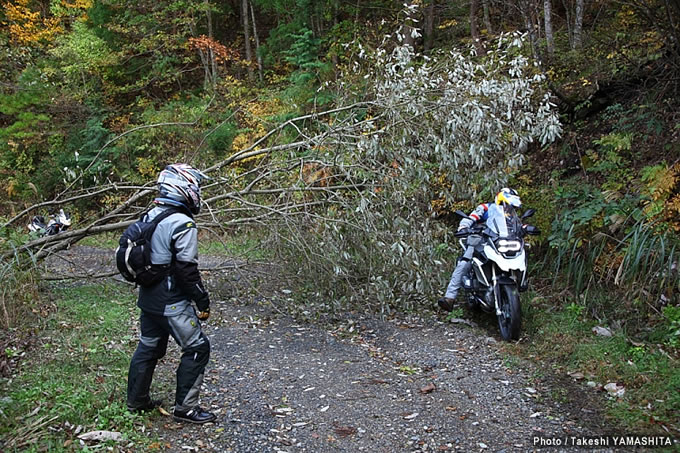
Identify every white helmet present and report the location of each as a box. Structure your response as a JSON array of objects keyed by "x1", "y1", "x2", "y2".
[
  {"x1": 157, "y1": 164, "x2": 208, "y2": 214},
  {"x1": 495, "y1": 187, "x2": 521, "y2": 208}
]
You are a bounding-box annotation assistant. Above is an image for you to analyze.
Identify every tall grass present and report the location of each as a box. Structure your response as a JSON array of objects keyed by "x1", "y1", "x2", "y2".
[
  {"x1": 0, "y1": 252, "x2": 41, "y2": 329},
  {"x1": 547, "y1": 221, "x2": 679, "y2": 312},
  {"x1": 616, "y1": 223, "x2": 678, "y2": 299}
]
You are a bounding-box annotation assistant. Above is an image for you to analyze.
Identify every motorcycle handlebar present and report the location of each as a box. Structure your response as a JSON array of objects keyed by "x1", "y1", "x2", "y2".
[{"x1": 454, "y1": 226, "x2": 484, "y2": 238}]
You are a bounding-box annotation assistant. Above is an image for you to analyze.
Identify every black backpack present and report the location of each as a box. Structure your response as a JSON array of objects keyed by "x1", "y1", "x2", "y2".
[{"x1": 115, "y1": 208, "x2": 179, "y2": 286}]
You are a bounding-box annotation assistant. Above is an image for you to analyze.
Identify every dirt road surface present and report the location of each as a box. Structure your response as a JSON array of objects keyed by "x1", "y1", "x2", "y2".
[{"x1": 46, "y1": 246, "x2": 629, "y2": 452}]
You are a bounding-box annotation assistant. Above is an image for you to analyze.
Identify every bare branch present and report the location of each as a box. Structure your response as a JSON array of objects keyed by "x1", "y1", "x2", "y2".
[
  {"x1": 2, "y1": 220, "x2": 135, "y2": 261},
  {"x1": 2, "y1": 185, "x2": 150, "y2": 229},
  {"x1": 204, "y1": 101, "x2": 373, "y2": 173}
]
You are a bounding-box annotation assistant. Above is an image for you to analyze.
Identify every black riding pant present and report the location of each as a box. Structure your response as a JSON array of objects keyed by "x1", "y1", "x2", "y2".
[{"x1": 127, "y1": 306, "x2": 210, "y2": 412}]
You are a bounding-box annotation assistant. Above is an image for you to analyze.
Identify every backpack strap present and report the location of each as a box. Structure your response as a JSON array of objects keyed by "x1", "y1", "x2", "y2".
[
  {"x1": 148, "y1": 207, "x2": 182, "y2": 269},
  {"x1": 144, "y1": 207, "x2": 181, "y2": 228}
]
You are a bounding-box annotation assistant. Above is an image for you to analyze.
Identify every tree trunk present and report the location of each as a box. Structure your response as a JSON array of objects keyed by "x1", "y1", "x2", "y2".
[
  {"x1": 250, "y1": 2, "x2": 263, "y2": 82},
  {"x1": 572, "y1": 0, "x2": 584, "y2": 49},
  {"x1": 424, "y1": 0, "x2": 436, "y2": 52},
  {"x1": 544, "y1": 0, "x2": 555, "y2": 57},
  {"x1": 470, "y1": 0, "x2": 486, "y2": 55},
  {"x1": 663, "y1": 0, "x2": 680, "y2": 61},
  {"x1": 482, "y1": 0, "x2": 493, "y2": 35},
  {"x1": 561, "y1": 0, "x2": 573, "y2": 47},
  {"x1": 241, "y1": 0, "x2": 254, "y2": 81},
  {"x1": 189, "y1": 16, "x2": 211, "y2": 89},
  {"x1": 332, "y1": 0, "x2": 339, "y2": 78},
  {"x1": 519, "y1": 0, "x2": 540, "y2": 59},
  {"x1": 354, "y1": 0, "x2": 361, "y2": 40},
  {"x1": 206, "y1": 3, "x2": 217, "y2": 88}
]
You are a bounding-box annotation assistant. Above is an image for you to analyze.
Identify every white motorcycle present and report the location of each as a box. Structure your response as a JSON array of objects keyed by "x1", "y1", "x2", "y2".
[
  {"x1": 27, "y1": 209, "x2": 72, "y2": 236},
  {"x1": 453, "y1": 204, "x2": 540, "y2": 341}
]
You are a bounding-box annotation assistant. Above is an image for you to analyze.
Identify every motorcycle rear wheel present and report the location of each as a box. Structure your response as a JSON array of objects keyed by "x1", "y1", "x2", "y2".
[{"x1": 497, "y1": 285, "x2": 521, "y2": 341}]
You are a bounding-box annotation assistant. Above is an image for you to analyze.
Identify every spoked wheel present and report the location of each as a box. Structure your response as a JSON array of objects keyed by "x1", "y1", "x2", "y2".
[{"x1": 497, "y1": 285, "x2": 521, "y2": 341}]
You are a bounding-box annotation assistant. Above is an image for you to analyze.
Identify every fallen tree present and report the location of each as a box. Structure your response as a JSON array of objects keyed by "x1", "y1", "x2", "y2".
[{"x1": 2, "y1": 34, "x2": 562, "y2": 314}]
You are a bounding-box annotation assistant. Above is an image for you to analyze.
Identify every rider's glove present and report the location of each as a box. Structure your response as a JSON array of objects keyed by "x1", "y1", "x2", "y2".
[
  {"x1": 197, "y1": 308, "x2": 210, "y2": 320},
  {"x1": 454, "y1": 228, "x2": 470, "y2": 238}
]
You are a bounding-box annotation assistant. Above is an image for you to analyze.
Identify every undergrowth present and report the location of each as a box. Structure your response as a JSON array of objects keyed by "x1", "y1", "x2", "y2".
[
  {"x1": 78, "y1": 232, "x2": 119, "y2": 249},
  {"x1": 198, "y1": 228, "x2": 271, "y2": 261},
  {"x1": 0, "y1": 283, "x2": 160, "y2": 452},
  {"x1": 510, "y1": 290, "x2": 680, "y2": 436},
  {"x1": 0, "y1": 256, "x2": 41, "y2": 330}
]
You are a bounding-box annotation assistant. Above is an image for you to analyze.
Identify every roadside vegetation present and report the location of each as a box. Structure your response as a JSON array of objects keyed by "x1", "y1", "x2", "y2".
[
  {"x1": 0, "y1": 283, "x2": 158, "y2": 451},
  {"x1": 508, "y1": 288, "x2": 680, "y2": 433}
]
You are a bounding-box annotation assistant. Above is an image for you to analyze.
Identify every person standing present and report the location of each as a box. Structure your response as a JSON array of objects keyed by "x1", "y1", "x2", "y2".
[{"x1": 126, "y1": 164, "x2": 216, "y2": 424}]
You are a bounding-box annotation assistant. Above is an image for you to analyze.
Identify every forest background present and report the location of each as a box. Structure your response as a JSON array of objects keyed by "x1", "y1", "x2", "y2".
[{"x1": 0, "y1": 0, "x2": 679, "y2": 440}]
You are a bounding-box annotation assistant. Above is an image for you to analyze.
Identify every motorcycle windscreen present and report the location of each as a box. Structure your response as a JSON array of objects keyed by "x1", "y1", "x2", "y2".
[
  {"x1": 487, "y1": 204, "x2": 524, "y2": 239},
  {"x1": 486, "y1": 203, "x2": 509, "y2": 237}
]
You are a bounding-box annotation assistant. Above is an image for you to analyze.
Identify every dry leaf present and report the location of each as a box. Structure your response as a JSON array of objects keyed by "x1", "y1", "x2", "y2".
[
  {"x1": 592, "y1": 326, "x2": 613, "y2": 336},
  {"x1": 77, "y1": 430, "x2": 122, "y2": 442},
  {"x1": 567, "y1": 371, "x2": 585, "y2": 380},
  {"x1": 159, "y1": 407, "x2": 171, "y2": 416},
  {"x1": 419, "y1": 383, "x2": 436, "y2": 394},
  {"x1": 333, "y1": 425, "x2": 357, "y2": 437}
]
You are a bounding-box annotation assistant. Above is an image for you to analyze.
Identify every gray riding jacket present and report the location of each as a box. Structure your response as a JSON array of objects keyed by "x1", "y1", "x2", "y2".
[{"x1": 137, "y1": 206, "x2": 210, "y2": 316}]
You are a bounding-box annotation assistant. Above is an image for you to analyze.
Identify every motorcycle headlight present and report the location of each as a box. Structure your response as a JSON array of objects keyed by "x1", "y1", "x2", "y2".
[{"x1": 497, "y1": 239, "x2": 521, "y2": 253}]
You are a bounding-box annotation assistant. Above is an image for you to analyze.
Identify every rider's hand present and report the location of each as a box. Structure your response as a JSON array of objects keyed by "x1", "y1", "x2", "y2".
[{"x1": 197, "y1": 308, "x2": 210, "y2": 320}]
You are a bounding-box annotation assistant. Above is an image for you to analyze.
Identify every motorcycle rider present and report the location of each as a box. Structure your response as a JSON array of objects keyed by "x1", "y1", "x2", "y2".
[
  {"x1": 438, "y1": 188, "x2": 522, "y2": 312},
  {"x1": 126, "y1": 163, "x2": 217, "y2": 424}
]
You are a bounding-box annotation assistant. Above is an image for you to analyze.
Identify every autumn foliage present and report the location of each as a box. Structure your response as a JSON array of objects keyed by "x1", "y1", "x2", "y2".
[
  {"x1": 188, "y1": 35, "x2": 240, "y2": 64},
  {"x1": 3, "y1": 0, "x2": 62, "y2": 45},
  {"x1": 2, "y1": 0, "x2": 92, "y2": 45}
]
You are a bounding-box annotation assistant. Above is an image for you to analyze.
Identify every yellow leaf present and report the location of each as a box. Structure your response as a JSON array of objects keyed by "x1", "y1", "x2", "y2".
[{"x1": 6, "y1": 180, "x2": 17, "y2": 197}]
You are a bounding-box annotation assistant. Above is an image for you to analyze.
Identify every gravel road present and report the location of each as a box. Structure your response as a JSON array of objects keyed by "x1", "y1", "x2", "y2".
[
  {"x1": 44, "y1": 246, "x2": 641, "y2": 452},
  {"x1": 141, "y1": 294, "x2": 627, "y2": 453}
]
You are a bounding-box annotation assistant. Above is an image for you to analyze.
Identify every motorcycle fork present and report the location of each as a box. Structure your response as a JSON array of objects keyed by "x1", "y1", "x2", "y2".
[
  {"x1": 472, "y1": 258, "x2": 491, "y2": 286},
  {"x1": 492, "y1": 266, "x2": 503, "y2": 316}
]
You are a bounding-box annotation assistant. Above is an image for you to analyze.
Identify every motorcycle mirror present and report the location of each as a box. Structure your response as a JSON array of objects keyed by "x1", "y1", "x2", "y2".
[
  {"x1": 521, "y1": 208, "x2": 536, "y2": 219},
  {"x1": 525, "y1": 225, "x2": 541, "y2": 235}
]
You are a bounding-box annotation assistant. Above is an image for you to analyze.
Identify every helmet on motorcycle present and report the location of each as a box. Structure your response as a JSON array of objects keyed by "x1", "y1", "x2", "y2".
[
  {"x1": 156, "y1": 164, "x2": 208, "y2": 215},
  {"x1": 495, "y1": 188, "x2": 521, "y2": 208}
]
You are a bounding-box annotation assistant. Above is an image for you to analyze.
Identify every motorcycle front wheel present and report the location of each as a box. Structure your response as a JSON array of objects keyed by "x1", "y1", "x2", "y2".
[{"x1": 497, "y1": 285, "x2": 521, "y2": 341}]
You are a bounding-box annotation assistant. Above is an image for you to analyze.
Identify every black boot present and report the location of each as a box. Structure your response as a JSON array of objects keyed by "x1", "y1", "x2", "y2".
[
  {"x1": 127, "y1": 398, "x2": 162, "y2": 413},
  {"x1": 173, "y1": 406, "x2": 216, "y2": 424},
  {"x1": 437, "y1": 297, "x2": 456, "y2": 312}
]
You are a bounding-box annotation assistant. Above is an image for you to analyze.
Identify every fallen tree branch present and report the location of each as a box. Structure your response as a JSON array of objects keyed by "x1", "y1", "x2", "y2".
[
  {"x1": 204, "y1": 101, "x2": 373, "y2": 173},
  {"x1": 40, "y1": 263, "x2": 255, "y2": 281},
  {"x1": 2, "y1": 185, "x2": 148, "y2": 229},
  {"x1": 2, "y1": 220, "x2": 136, "y2": 261}
]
